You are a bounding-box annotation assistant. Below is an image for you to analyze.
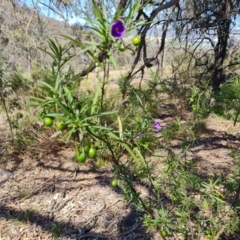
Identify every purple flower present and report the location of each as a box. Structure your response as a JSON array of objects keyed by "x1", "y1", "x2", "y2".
[
  {"x1": 153, "y1": 121, "x2": 161, "y2": 132},
  {"x1": 110, "y1": 20, "x2": 126, "y2": 39}
]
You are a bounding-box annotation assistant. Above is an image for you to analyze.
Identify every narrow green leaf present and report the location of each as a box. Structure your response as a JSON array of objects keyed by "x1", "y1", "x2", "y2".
[
  {"x1": 63, "y1": 86, "x2": 73, "y2": 104},
  {"x1": 65, "y1": 128, "x2": 75, "y2": 142},
  {"x1": 30, "y1": 97, "x2": 45, "y2": 102},
  {"x1": 85, "y1": 125, "x2": 105, "y2": 141},
  {"x1": 91, "y1": 0, "x2": 104, "y2": 23},
  {"x1": 39, "y1": 81, "x2": 54, "y2": 91},
  {"x1": 107, "y1": 132, "x2": 139, "y2": 164},
  {"x1": 203, "y1": 199, "x2": 209, "y2": 210},
  {"x1": 45, "y1": 113, "x2": 64, "y2": 118},
  {"x1": 118, "y1": 116, "x2": 123, "y2": 139},
  {"x1": 53, "y1": 99, "x2": 72, "y2": 116},
  {"x1": 234, "y1": 111, "x2": 239, "y2": 126},
  {"x1": 50, "y1": 130, "x2": 62, "y2": 139},
  {"x1": 60, "y1": 35, "x2": 87, "y2": 50},
  {"x1": 91, "y1": 80, "x2": 103, "y2": 115},
  {"x1": 109, "y1": 54, "x2": 119, "y2": 69},
  {"x1": 133, "y1": 147, "x2": 146, "y2": 167},
  {"x1": 84, "y1": 111, "x2": 117, "y2": 120},
  {"x1": 38, "y1": 47, "x2": 55, "y2": 59}
]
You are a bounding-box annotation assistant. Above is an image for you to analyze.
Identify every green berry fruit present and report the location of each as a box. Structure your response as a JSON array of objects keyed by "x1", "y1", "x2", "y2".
[
  {"x1": 76, "y1": 152, "x2": 86, "y2": 163},
  {"x1": 44, "y1": 117, "x2": 53, "y2": 127},
  {"x1": 132, "y1": 35, "x2": 141, "y2": 46},
  {"x1": 84, "y1": 145, "x2": 90, "y2": 153},
  {"x1": 111, "y1": 179, "x2": 118, "y2": 187},
  {"x1": 55, "y1": 120, "x2": 67, "y2": 131},
  {"x1": 118, "y1": 44, "x2": 125, "y2": 52},
  {"x1": 160, "y1": 230, "x2": 168, "y2": 237},
  {"x1": 88, "y1": 147, "x2": 97, "y2": 159}
]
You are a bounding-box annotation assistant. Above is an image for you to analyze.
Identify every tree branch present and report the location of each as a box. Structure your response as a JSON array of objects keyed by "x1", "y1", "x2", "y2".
[
  {"x1": 150, "y1": 0, "x2": 179, "y2": 20},
  {"x1": 125, "y1": 0, "x2": 179, "y2": 81}
]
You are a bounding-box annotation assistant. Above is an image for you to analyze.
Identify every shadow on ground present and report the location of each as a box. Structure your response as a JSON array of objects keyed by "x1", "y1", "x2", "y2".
[
  {"x1": 0, "y1": 143, "x2": 153, "y2": 239},
  {"x1": 0, "y1": 202, "x2": 150, "y2": 239}
]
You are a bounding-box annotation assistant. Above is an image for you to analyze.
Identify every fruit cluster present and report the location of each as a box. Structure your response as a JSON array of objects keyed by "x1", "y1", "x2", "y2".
[
  {"x1": 43, "y1": 117, "x2": 67, "y2": 131},
  {"x1": 76, "y1": 145, "x2": 97, "y2": 163}
]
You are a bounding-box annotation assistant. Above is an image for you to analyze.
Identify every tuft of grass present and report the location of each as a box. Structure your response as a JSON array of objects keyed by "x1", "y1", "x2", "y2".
[
  {"x1": 192, "y1": 120, "x2": 208, "y2": 136},
  {"x1": 17, "y1": 189, "x2": 29, "y2": 199},
  {"x1": 12, "y1": 210, "x2": 36, "y2": 224},
  {"x1": 51, "y1": 223, "x2": 63, "y2": 238}
]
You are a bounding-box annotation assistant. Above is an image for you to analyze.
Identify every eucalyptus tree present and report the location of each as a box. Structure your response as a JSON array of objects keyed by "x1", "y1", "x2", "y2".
[{"x1": 178, "y1": 0, "x2": 240, "y2": 90}]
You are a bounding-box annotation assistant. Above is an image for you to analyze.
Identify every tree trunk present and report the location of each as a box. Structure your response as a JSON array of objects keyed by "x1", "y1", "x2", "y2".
[{"x1": 212, "y1": 0, "x2": 232, "y2": 91}]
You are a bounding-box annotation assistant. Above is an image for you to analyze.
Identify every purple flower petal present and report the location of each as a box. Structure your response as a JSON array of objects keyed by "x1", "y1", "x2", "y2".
[
  {"x1": 110, "y1": 20, "x2": 126, "y2": 39},
  {"x1": 153, "y1": 121, "x2": 161, "y2": 132}
]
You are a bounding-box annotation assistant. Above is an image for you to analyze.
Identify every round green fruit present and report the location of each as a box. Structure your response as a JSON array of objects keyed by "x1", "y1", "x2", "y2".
[
  {"x1": 132, "y1": 35, "x2": 141, "y2": 46},
  {"x1": 55, "y1": 120, "x2": 67, "y2": 131},
  {"x1": 111, "y1": 179, "x2": 118, "y2": 187},
  {"x1": 44, "y1": 117, "x2": 53, "y2": 127},
  {"x1": 88, "y1": 147, "x2": 97, "y2": 159},
  {"x1": 118, "y1": 44, "x2": 125, "y2": 52},
  {"x1": 160, "y1": 230, "x2": 168, "y2": 237},
  {"x1": 76, "y1": 152, "x2": 86, "y2": 163}
]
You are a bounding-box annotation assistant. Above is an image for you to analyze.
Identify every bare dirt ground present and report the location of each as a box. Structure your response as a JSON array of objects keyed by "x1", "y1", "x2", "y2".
[
  {"x1": 0, "y1": 114, "x2": 155, "y2": 240},
  {"x1": 0, "y1": 112, "x2": 240, "y2": 240}
]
